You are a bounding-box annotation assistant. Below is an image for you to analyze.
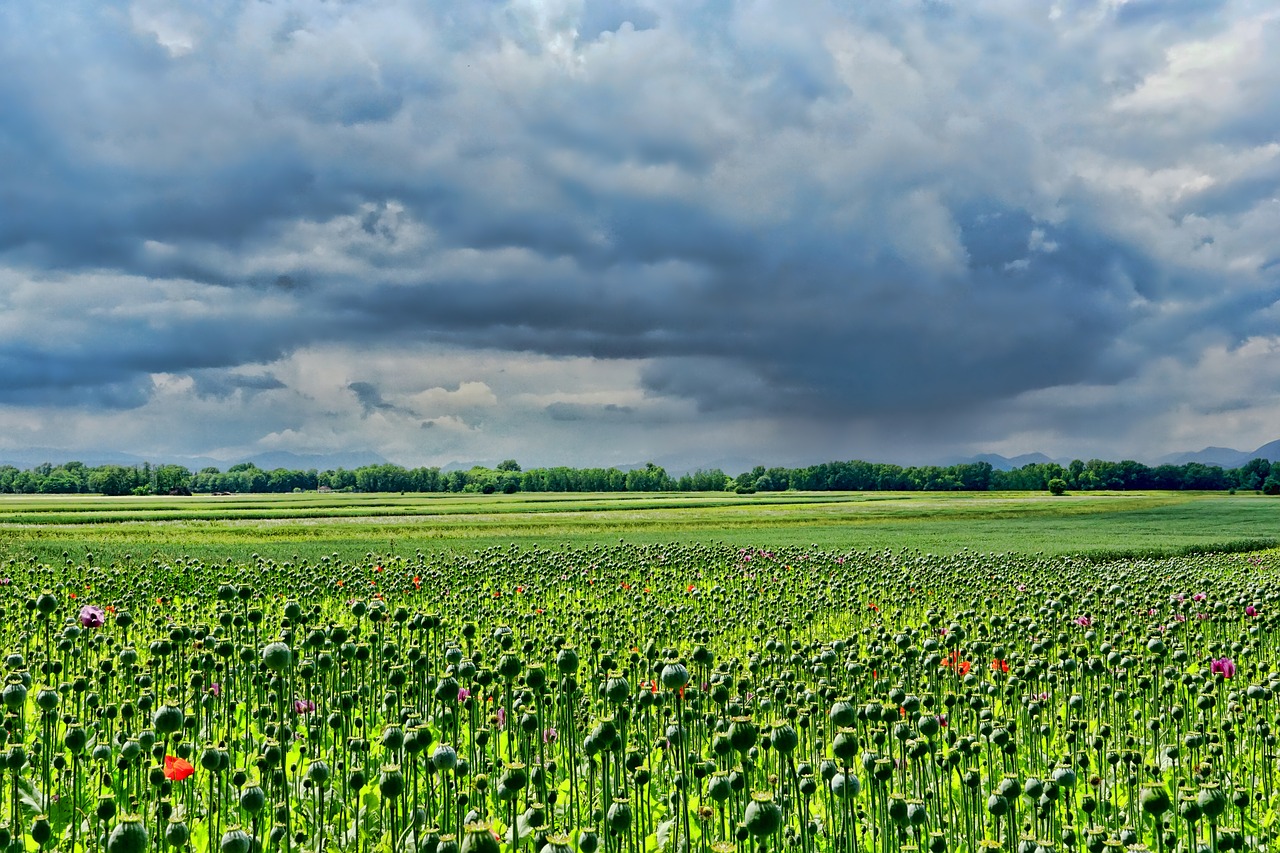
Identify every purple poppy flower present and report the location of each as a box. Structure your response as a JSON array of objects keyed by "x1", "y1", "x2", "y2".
[
  {"x1": 79, "y1": 605, "x2": 106, "y2": 629},
  {"x1": 457, "y1": 687, "x2": 471, "y2": 703},
  {"x1": 543, "y1": 727, "x2": 558, "y2": 745},
  {"x1": 294, "y1": 699, "x2": 316, "y2": 714},
  {"x1": 1246, "y1": 605, "x2": 1258, "y2": 617},
  {"x1": 1210, "y1": 658, "x2": 1236, "y2": 679}
]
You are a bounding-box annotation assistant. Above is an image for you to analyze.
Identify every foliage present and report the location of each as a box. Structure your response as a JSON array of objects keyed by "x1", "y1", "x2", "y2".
[
  {"x1": 0, "y1": 543, "x2": 1274, "y2": 853},
  {"x1": 0, "y1": 456, "x2": 1275, "y2": 496}
]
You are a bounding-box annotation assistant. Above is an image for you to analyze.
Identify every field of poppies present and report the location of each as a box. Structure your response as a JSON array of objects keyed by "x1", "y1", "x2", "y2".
[{"x1": 0, "y1": 540, "x2": 1276, "y2": 853}]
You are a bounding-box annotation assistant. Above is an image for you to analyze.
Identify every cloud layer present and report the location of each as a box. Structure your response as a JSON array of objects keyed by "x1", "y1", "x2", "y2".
[{"x1": 2, "y1": 1, "x2": 1278, "y2": 469}]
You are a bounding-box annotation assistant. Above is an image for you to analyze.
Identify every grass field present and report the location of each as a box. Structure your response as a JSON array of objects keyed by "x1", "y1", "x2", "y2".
[{"x1": 0, "y1": 489, "x2": 1274, "y2": 565}]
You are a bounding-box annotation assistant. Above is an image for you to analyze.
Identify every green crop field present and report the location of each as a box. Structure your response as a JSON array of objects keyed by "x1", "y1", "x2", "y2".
[
  {"x1": 0, "y1": 490, "x2": 1276, "y2": 566},
  {"x1": 0, "y1": 491, "x2": 1278, "y2": 853}
]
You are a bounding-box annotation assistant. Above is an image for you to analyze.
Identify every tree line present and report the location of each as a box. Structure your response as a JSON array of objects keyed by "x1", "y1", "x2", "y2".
[{"x1": 0, "y1": 455, "x2": 1277, "y2": 496}]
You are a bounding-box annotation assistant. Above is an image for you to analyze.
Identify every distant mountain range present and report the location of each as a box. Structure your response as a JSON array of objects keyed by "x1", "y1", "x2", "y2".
[
  {"x1": 2, "y1": 441, "x2": 1279, "y2": 476},
  {"x1": 957, "y1": 439, "x2": 1280, "y2": 471}
]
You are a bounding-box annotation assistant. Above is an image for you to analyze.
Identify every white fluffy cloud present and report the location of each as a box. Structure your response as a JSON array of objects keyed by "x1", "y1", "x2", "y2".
[{"x1": 0, "y1": 0, "x2": 1277, "y2": 470}]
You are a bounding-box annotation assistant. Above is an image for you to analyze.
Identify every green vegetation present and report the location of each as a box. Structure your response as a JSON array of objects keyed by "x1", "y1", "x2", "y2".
[
  {"x1": 0, "y1": 491, "x2": 1275, "y2": 566},
  {"x1": 0, "y1": 537, "x2": 1275, "y2": 852},
  {"x1": 4, "y1": 455, "x2": 1280, "y2": 496}
]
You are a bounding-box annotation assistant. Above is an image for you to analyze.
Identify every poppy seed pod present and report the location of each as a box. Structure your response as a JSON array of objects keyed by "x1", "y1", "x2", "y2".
[
  {"x1": 606, "y1": 798, "x2": 632, "y2": 833},
  {"x1": 30, "y1": 814, "x2": 51, "y2": 846},
  {"x1": 660, "y1": 661, "x2": 689, "y2": 690},
  {"x1": 220, "y1": 825, "x2": 253, "y2": 853},
  {"x1": 107, "y1": 814, "x2": 149, "y2": 853},
  {"x1": 498, "y1": 653, "x2": 522, "y2": 680},
  {"x1": 771, "y1": 722, "x2": 799, "y2": 754},
  {"x1": 432, "y1": 744, "x2": 458, "y2": 772},
  {"x1": 152, "y1": 702, "x2": 184, "y2": 736},
  {"x1": 707, "y1": 772, "x2": 732, "y2": 802},
  {"x1": 1140, "y1": 786, "x2": 1171, "y2": 816},
  {"x1": 461, "y1": 824, "x2": 500, "y2": 853},
  {"x1": 262, "y1": 642, "x2": 292, "y2": 673},
  {"x1": 833, "y1": 728, "x2": 860, "y2": 762},
  {"x1": 604, "y1": 674, "x2": 630, "y2": 704},
  {"x1": 1196, "y1": 783, "x2": 1226, "y2": 821},
  {"x1": 379, "y1": 764, "x2": 405, "y2": 798},
  {"x1": 165, "y1": 818, "x2": 191, "y2": 847},
  {"x1": 239, "y1": 783, "x2": 266, "y2": 814},
  {"x1": 831, "y1": 772, "x2": 860, "y2": 799},
  {"x1": 743, "y1": 792, "x2": 782, "y2": 837},
  {"x1": 2, "y1": 678, "x2": 27, "y2": 713}
]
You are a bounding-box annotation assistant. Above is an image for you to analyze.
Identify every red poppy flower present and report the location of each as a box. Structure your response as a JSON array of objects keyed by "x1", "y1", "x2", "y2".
[
  {"x1": 991, "y1": 659, "x2": 1010, "y2": 673},
  {"x1": 164, "y1": 756, "x2": 195, "y2": 782},
  {"x1": 941, "y1": 653, "x2": 971, "y2": 676}
]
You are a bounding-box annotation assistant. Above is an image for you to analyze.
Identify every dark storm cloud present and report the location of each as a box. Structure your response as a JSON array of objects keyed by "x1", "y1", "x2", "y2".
[
  {"x1": 1, "y1": 0, "x2": 1278, "y2": 457},
  {"x1": 190, "y1": 370, "x2": 287, "y2": 400},
  {"x1": 546, "y1": 402, "x2": 636, "y2": 422}
]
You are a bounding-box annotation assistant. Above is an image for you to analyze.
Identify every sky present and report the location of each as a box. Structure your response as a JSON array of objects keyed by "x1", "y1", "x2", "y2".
[{"x1": 1, "y1": 0, "x2": 1279, "y2": 472}]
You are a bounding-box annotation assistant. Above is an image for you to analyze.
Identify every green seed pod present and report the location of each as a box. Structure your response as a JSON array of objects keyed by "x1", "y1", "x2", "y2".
[
  {"x1": 220, "y1": 825, "x2": 253, "y2": 853},
  {"x1": 460, "y1": 824, "x2": 501, "y2": 853},
  {"x1": 1196, "y1": 784, "x2": 1226, "y2": 821},
  {"x1": 36, "y1": 591, "x2": 58, "y2": 614},
  {"x1": 497, "y1": 653, "x2": 522, "y2": 680},
  {"x1": 603, "y1": 673, "x2": 630, "y2": 704},
  {"x1": 771, "y1": 722, "x2": 798, "y2": 754},
  {"x1": 831, "y1": 772, "x2": 860, "y2": 799},
  {"x1": 829, "y1": 700, "x2": 857, "y2": 727},
  {"x1": 34, "y1": 686, "x2": 59, "y2": 712},
  {"x1": 107, "y1": 814, "x2": 149, "y2": 853},
  {"x1": 729, "y1": 717, "x2": 757, "y2": 753},
  {"x1": 556, "y1": 646, "x2": 579, "y2": 674},
  {"x1": 261, "y1": 642, "x2": 292, "y2": 673},
  {"x1": 30, "y1": 814, "x2": 51, "y2": 846},
  {"x1": 152, "y1": 702, "x2": 184, "y2": 735},
  {"x1": 381, "y1": 725, "x2": 405, "y2": 752},
  {"x1": 707, "y1": 772, "x2": 732, "y2": 802},
  {"x1": 498, "y1": 762, "x2": 528, "y2": 799},
  {"x1": 832, "y1": 727, "x2": 859, "y2": 762},
  {"x1": 743, "y1": 792, "x2": 782, "y2": 837},
  {"x1": 432, "y1": 744, "x2": 458, "y2": 772},
  {"x1": 2, "y1": 678, "x2": 27, "y2": 713},
  {"x1": 96, "y1": 794, "x2": 117, "y2": 822},
  {"x1": 379, "y1": 764, "x2": 405, "y2": 799},
  {"x1": 660, "y1": 661, "x2": 689, "y2": 690},
  {"x1": 64, "y1": 724, "x2": 87, "y2": 754},
  {"x1": 577, "y1": 829, "x2": 599, "y2": 853},
  {"x1": 606, "y1": 798, "x2": 632, "y2": 833},
  {"x1": 1140, "y1": 787, "x2": 1171, "y2": 816},
  {"x1": 165, "y1": 818, "x2": 190, "y2": 847},
  {"x1": 987, "y1": 795, "x2": 1008, "y2": 817},
  {"x1": 239, "y1": 783, "x2": 266, "y2": 815},
  {"x1": 307, "y1": 760, "x2": 330, "y2": 785}
]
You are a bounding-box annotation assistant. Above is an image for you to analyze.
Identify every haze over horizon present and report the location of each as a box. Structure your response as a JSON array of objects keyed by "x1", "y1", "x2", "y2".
[{"x1": 2, "y1": 2, "x2": 1278, "y2": 472}]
